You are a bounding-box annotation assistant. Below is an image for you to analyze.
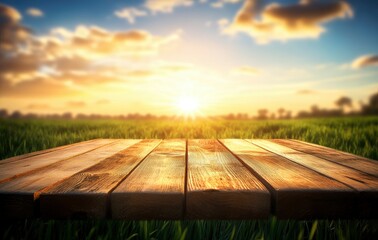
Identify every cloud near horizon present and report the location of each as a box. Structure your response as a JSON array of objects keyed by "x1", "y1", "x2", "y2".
[
  {"x1": 352, "y1": 54, "x2": 378, "y2": 69},
  {"x1": 0, "y1": 4, "x2": 183, "y2": 98},
  {"x1": 96, "y1": 99, "x2": 110, "y2": 105},
  {"x1": 211, "y1": 0, "x2": 241, "y2": 9},
  {"x1": 66, "y1": 101, "x2": 86, "y2": 108},
  {"x1": 114, "y1": 7, "x2": 147, "y2": 24},
  {"x1": 47, "y1": 26, "x2": 181, "y2": 59},
  {"x1": 296, "y1": 89, "x2": 317, "y2": 95},
  {"x1": 222, "y1": 0, "x2": 353, "y2": 44},
  {"x1": 0, "y1": 77, "x2": 79, "y2": 98},
  {"x1": 145, "y1": 0, "x2": 193, "y2": 13},
  {"x1": 26, "y1": 103, "x2": 50, "y2": 109},
  {"x1": 231, "y1": 66, "x2": 260, "y2": 76}
]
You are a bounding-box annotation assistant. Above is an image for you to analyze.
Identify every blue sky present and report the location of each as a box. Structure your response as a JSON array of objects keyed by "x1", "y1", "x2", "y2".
[{"x1": 1, "y1": 0, "x2": 377, "y2": 116}]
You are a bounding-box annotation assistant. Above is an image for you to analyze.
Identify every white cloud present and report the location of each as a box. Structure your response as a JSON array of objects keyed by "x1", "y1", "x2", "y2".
[
  {"x1": 0, "y1": 17, "x2": 183, "y2": 98},
  {"x1": 223, "y1": 0, "x2": 353, "y2": 44},
  {"x1": 145, "y1": 0, "x2": 193, "y2": 13},
  {"x1": 44, "y1": 25, "x2": 182, "y2": 59},
  {"x1": 26, "y1": 8, "x2": 44, "y2": 17},
  {"x1": 114, "y1": 7, "x2": 147, "y2": 24},
  {"x1": 211, "y1": 0, "x2": 241, "y2": 9},
  {"x1": 352, "y1": 54, "x2": 378, "y2": 69},
  {"x1": 218, "y1": 18, "x2": 229, "y2": 28}
]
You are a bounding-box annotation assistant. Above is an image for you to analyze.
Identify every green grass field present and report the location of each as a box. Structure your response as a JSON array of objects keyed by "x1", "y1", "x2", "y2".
[{"x1": 0, "y1": 117, "x2": 377, "y2": 239}]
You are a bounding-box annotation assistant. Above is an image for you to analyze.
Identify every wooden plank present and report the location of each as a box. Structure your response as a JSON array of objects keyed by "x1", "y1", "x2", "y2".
[
  {"x1": 39, "y1": 139, "x2": 161, "y2": 218},
  {"x1": 249, "y1": 139, "x2": 378, "y2": 218},
  {"x1": 220, "y1": 139, "x2": 355, "y2": 219},
  {"x1": 186, "y1": 139, "x2": 270, "y2": 219},
  {"x1": 292, "y1": 139, "x2": 375, "y2": 162},
  {"x1": 272, "y1": 139, "x2": 378, "y2": 177},
  {"x1": 0, "y1": 139, "x2": 97, "y2": 164},
  {"x1": 0, "y1": 139, "x2": 116, "y2": 184},
  {"x1": 0, "y1": 139, "x2": 140, "y2": 219},
  {"x1": 111, "y1": 139, "x2": 186, "y2": 219}
]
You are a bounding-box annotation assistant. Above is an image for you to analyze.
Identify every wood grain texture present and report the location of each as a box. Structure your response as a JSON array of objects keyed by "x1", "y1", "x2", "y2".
[
  {"x1": 0, "y1": 139, "x2": 97, "y2": 164},
  {"x1": 220, "y1": 139, "x2": 356, "y2": 219},
  {"x1": 0, "y1": 139, "x2": 115, "y2": 184},
  {"x1": 249, "y1": 139, "x2": 378, "y2": 218},
  {"x1": 186, "y1": 139, "x2": 270, "y2": 219},
  {"x1": 1, "y1": 138, "x2": 376, "y2": 219},
  {"x1": 39, "y1": 139, "x2": 160, "y2": 218},
  {"x1": 111, "y1": 139, "x2": 186, "y2": 220},
  {"x1": 272, "y1": 139, "x2": 378, "y2": 177},
  {"x1": 0, "y1": 139, "x2": 140, "y2": 219}
]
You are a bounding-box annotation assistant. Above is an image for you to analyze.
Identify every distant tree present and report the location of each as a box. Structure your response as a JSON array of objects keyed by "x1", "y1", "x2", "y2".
[
  {"x1": 297, "y1": 110, "x2": 311, "y2": 118},
  {"x1": 361, "y1": 92, "x2": 378, "y2": 115},
  {"x1": 369, "y1": 92, "x2": 378, "y2": 109},
  {"x1": 10, "y1": 111, "x2": 22, "y2": 119},
  {"x1": 236, "y1": 113, "x2": 248, "y2": 120},
  {"x1": 145, "y1": 113, "x2": 154, "y2": 120},
  {"x1": 335, "y1": 96, "x2": 352, "y2": 113},
  {"x1": 62, "y1": 112, "x2": 73, "y2": 119},
  {"x1": 310, "y1": 105, "x2": 319, "y2": 115},
  {"x1": 24, "y1": 113, "x2": 38, "y2": 119},
  {"x1": 270, "y1": 113, "x2": 276, "y2": 119},
  {"x1": 76, "y1": 113, "x2": 88, "y2": 119},
  {"x1": 277, "y1": 108, "x2": 285, "y2": 119},
  {"x1": 0, "y1": 109, "x2": 8, "y2": 118},
  {"x1": 47, "y1": 114, "x2": 61, "y2": 119},
  {"x1": 118, "y1": 114, "x2": 127, "y2": 120},
  {"x1": 257, "y1": 109, "x2": 268, "y2": 120},
  {"x1": 285, "y1": 111, "x2": 292, "y2": 119},
  {"x1": 225, "y1": 113, "x2": 235, "y2": 120}
]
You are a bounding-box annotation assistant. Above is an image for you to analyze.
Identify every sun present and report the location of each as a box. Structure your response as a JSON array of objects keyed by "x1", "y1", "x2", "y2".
[{"x1": 176, "y1": 96, "x2": 199, "y2": 116}]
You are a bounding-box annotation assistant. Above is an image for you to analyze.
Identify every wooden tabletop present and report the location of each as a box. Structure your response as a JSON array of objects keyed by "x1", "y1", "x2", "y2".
[{"x1": 0, "y1": 139, "x2": 377, "y2": 219}]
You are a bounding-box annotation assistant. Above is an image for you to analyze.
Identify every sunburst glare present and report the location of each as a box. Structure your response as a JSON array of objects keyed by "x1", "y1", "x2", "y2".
[{"x1": 176, "y1": 95, "x2": 200, "y2": 118}]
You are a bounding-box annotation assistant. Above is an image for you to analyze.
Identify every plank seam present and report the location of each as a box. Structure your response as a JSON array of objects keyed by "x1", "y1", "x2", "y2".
[
  {"x1": 217, "y1": 139, "x2": 276, "y2": 215},
  {"x1": 276, "y1": 140, "x2": 378, "y2": 178},
  {"x1": 30, "y1": 139, "x2": 125, "y2": 217},
  {"x1": 106, "y1": 139, "x2": 163, "y2": 219},
  {"x1": 33, "y1": 139, "x2": 131, "y2": 200},
  {"x1": 0, "y1": 139, "x2": 121, "y2": 185},
  {"x1": 247, "y1": 139, "x2": 360, "y2": 192},
  {"x1": 183, "y1": 138, "x2": 188, "y2": 219}
]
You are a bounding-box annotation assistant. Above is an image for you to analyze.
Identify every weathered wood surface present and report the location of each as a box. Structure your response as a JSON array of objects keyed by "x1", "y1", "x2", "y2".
[
  {"x1": 0, "y1": 139, "x2": 140, "y2": 218},
  {"x1": 0, "y1": 139, "x2": 97, "y2": 164},
  {"x1": 186, "y1": 139, "x2": 270, "y2": 219},
  {"x1": 220, "y1": 139, "x2": 356, "y2": 218},
  {"x1": 0, "y1": 139, "x2": 115, "y2": 184},
  {"x1": 249, "y1": 139, "x2": 378, "y2": 218},
  {"x1": 40, "y1": 139, "x2": 160, "y2": 218},
  {"x1": 0, "y1": 139, "x2": 377, "y2": 219},
  {"x1": 272, "y1": 139, "x2": 378, "y2": 177},
  {"x1": 111, "y1": 139, "x2": 186, "y2": 219}
]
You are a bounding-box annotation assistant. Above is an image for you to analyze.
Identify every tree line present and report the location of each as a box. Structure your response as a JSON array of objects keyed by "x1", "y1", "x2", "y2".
[{"x1": 1, "y1": 92, "x2": 377, "y2": 120}]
